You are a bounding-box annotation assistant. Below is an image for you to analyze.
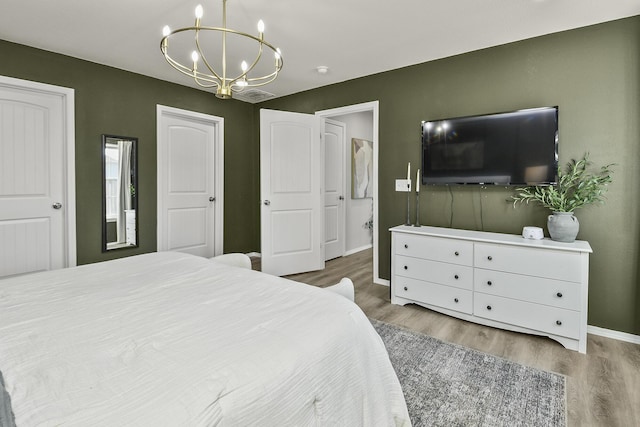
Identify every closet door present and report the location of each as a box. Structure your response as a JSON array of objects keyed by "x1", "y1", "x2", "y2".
[
  {"x1": 0, "y1": 76, "x2": 75, "y2": 278},
  {"x1": 324, "y1": 119, "x2": 346, "y2": 261},
  {"x1": 157, "y1": 105, "x2": 224, "y2": 258}
]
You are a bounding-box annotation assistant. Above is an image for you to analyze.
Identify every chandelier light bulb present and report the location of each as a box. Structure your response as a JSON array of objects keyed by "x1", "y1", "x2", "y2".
[
  {"x1": 195, "y1": 4, "x2": 204, "y2": 18},
  {"x1": 241, "y1": 61, "x2": 248, "y2": 72},
  {"x1": 257, "y1": 20, "x2": 265, "y2": 33},
  {"x1": 162, "y1": 26, "x2": 171, "y2": 37},
  {"x1": 191, "y1": 51, "x2": 199, "y2": 63}
]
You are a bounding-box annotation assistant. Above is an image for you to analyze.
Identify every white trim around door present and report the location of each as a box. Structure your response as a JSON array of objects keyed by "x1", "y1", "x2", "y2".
[
  {"x1": 316, "y1": 101, "x2": 384, "y2": 285},
  {"x1": 156, "y1": 105, "x2": 224, "y2": 257}
]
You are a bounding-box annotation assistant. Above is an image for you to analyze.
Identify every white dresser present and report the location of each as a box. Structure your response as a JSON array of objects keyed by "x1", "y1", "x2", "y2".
[{"x1": 390, "y1": 225, "x2": 592, "y2": 353}]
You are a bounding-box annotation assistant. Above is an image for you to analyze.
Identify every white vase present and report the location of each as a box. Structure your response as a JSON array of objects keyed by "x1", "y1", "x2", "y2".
[{"x1": 547, "y1": 212, "x2": 579, "y2": 243}]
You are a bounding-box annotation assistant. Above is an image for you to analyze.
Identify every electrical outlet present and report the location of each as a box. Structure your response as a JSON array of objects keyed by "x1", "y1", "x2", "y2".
[{"x1": 395, "y1": 179, "x2": 411, "y2": 192}]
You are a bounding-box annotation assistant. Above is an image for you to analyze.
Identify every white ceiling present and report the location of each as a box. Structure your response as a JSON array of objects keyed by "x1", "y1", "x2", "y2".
[{"x1": 1, "y1": 0, "x2": 639, "y2": 102}]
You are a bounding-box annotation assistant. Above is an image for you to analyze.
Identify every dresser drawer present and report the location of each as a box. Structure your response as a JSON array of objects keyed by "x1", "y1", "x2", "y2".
[
  {"x1": 474, "y1": 243, "x2": 582, "y2": 282},
  {"x1": 395, "y1": 233, "x2": 473, "y2": 265},
  {"x1": 395, "y1": 255, "x2": 473, "y2": 290},
  {"x1": 394, "y1": 276, "x2": 472, "y2": 314},
  {"x1": 474, "y1": 269, "x2": 580, "y2": 310},
  {"x1": 473, "y1": 293, "x2": 580, "y2": 339}
]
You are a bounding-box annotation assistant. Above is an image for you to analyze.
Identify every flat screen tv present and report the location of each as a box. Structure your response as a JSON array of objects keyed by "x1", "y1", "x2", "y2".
[{"x1": 421, "y1": 106, "x2": 558, "y2": 185}]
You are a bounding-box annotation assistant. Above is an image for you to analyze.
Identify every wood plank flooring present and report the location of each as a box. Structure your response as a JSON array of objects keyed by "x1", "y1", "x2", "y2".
[{"x1": 255, "y1": 249, "x2": 640, "y2": 427}]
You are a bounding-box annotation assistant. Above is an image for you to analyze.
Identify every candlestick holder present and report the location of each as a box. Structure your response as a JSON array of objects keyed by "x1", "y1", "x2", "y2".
[
  {"x1": 405, "y1": 181, "x2": 411, "y2": 225},
  {"x1": 414, "y1": 191, "x2": 420, "y2": 227}
]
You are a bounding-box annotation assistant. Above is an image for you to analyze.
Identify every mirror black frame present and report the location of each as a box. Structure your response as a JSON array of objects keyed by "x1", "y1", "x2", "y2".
[{"x1": 101, "y1": 134, "x2": 138, "y2": 252}]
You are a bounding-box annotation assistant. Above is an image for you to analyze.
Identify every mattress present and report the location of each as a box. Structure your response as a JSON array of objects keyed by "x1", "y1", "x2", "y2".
[{"x1": 0, "y1": 252, "x2": 410, "y2": 426}]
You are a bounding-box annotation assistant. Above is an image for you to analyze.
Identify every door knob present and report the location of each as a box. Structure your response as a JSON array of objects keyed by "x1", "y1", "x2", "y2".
[
  {"x1": 209, "y1": 197, "x2": 215, "y2": 202},
  {"x1": 264, "y1": 200, "x2": 271, "y2": 206},
  {"x1": 338, "y1": 195, "x2": 344, "y2": 200},
  {"x1": 52, "y1": 202, "x2": 62, "y2": 209}
]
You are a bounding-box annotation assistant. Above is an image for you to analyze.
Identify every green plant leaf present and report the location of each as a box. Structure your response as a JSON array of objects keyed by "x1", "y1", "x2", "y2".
[{"x1": 511, "y1": 153, "x2": 615, "y2": 212}]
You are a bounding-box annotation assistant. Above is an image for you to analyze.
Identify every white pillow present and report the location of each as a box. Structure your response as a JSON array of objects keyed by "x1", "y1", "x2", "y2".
[
  {"x1": 324, "y1": 278, "x2": 355, "y2": 302},
  {"x1": 210, "y1": 253, "x2": 252, "y2": 270}
]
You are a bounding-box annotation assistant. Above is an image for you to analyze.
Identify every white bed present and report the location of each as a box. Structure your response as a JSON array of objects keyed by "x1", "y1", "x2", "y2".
[{"x1": 0, "y1": 252, "x2": 410, "y2": 426}]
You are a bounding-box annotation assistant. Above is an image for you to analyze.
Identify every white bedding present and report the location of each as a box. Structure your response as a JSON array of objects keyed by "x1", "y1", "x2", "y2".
[{"x1": 0, "y1": 252, "x2": 410, "y2": 426}]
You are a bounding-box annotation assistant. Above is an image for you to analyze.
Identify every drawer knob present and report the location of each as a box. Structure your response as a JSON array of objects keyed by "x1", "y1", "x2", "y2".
[
  {"x1": 487, "y1": 256, "x2": 493, "y2": 261},
  {"x1": 454, "y1": 274, "x2": 459, "y2": 280},
  {"x1": 403, "y1": 286, "x2": 408, "y2": 291},
  {"x1": 487, "y1": 305, "x2": 492, "y2": 310},
  {"x1": 556, "y1": 320, "x2": 562, "y2": 326},
  {"x1": 404, "y1": 265, "x2": 408, "y2": 270},
  {"x1": 487, "y1": 281, "x2": 492, "y2": 286},
  {"x1": 556, "y1": 292, "x2": 563, "y2": 298},
  {"x1": 454, "y1": 251, "x2": 459, "y2": 256},
  {"x1": 404, "y1": 244, "x2": 408, "y2": 249},
  {"x1": 454, "y1": 298, "x2": 459, "y2": 303}
]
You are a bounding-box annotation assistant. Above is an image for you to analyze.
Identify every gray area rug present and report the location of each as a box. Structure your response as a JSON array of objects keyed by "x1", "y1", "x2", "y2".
[{"x1": 371, "y1": 319, "x2": 566, "y2": 427}]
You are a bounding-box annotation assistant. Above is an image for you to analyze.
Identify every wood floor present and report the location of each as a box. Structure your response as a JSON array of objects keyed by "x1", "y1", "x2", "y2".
[{"x1": 255, "y1": 249, "x2": 640, "y2": 427}]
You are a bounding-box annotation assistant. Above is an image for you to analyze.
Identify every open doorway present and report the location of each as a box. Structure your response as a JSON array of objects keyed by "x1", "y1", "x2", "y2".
[{"x1": 316, "y1": 101, "x2": 384, "y2": 285}]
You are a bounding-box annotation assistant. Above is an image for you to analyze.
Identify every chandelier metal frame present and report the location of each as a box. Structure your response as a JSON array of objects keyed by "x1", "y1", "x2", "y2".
[{"x1": 160, "y1": 0, "x2": 283, "y2": 99}]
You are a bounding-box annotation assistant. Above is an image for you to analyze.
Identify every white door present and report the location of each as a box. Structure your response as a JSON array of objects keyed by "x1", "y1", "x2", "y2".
[
  {"x1": 324, "y1": 119, "x2": 346, "y2": 261},
  {"x1": 260, "y1": 109, "x2": 324, "y2": 276},
  {"x1": 0, "y1": 76, "x2": 75, "y2": 278},
  {"x1": 157, "y1": 106, "x2": 224, "y2": 258}
]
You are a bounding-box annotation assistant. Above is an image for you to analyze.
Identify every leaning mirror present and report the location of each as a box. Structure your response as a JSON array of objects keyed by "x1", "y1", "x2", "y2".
[{"x1": 102, "y1": 134, "x2": 138, "y2": 251}]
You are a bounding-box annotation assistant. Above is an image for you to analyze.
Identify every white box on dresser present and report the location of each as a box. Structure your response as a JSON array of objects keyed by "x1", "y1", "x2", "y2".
[{"x1": 390, "y1": 225, "x2": 592, "y2": 353}]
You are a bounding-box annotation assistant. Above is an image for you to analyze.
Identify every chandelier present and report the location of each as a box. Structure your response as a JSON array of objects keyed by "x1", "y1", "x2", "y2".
[{"x1": 160, "y1": 0, "x2": 283, "y2": 99}]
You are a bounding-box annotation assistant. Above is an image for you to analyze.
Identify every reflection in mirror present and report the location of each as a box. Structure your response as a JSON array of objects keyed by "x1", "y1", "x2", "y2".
[{"x1": 102, "y1": 135, "x2": 138, "y2": 251}]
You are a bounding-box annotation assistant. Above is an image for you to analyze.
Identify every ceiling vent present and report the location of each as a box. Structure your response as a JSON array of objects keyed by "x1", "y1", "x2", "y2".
[{"x1": 233, "y1": 88, "x2": 276, "y2": 104}]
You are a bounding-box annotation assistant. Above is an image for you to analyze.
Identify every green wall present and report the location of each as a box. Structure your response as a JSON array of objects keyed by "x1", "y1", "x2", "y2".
[
  {"x1": 258, "y1": 16, "x2": 640, "y2": 335},
  {"x1": 0, "y1": 39, "x2": 259, "y2": 264}
]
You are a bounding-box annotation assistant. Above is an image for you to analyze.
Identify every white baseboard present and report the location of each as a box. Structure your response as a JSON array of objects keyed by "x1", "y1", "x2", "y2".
[
  {"x1": 587, "y1": 325, "x2": 640, "y2": 345},
  {"x1": 345, "y1": 244, "x2": 373, "y2": 256},
  {"x1": 375, "y1": 277, "x2": 390, "y2": 287}
]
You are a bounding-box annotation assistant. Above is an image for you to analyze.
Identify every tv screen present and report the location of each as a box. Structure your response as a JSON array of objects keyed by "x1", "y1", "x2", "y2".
[{"x1": 421, "y1": 107, "x2": 558, "y2": 185}]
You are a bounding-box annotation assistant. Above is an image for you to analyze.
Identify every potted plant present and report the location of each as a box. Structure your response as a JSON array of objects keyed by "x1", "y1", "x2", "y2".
[{"x1": 512, "y1": 153, "x2": 614, "y2": 242}]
